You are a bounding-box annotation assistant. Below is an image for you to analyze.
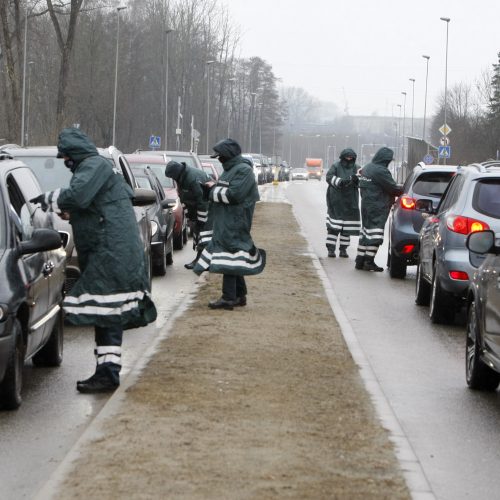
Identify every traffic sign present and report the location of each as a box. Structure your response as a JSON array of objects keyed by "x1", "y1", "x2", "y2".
[
  {"x1": 439, "y1": 124, "x2": 452, "y2": 136},
  {"x1": 439, "y1": 136, "x2": 450, "y2": 146},
  {"x1": 149, "y1": 135, "x2": 161, "y2": 149},
  {"x1": 438, "y1": 146, "x2": 451, "y2": 159},
  {"x1": 423, "y1": 154, "x2": 434, "y2": 165}
]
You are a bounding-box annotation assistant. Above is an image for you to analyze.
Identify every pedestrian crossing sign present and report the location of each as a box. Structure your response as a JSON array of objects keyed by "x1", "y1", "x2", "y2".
[
  {"x1": 149, "y1": 135, "x2": 161, "y2": 149},
  {"x1": 438, "y1": 146, "x2": 451, "y2": 159}
]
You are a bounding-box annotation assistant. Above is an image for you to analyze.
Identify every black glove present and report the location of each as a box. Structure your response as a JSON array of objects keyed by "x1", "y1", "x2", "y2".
[
  {"x1": 338, "y1": 178, "x2": 351, "y2": 188},
  {"x1": 199, "y1": 181, "x2": 213, "y2": 201},
  {"x1": 29, "y1": 193, "x2": 49, "y2": 211},
  {"x1": 350, "y1": 174, "x2": 359, "y2": 186}
]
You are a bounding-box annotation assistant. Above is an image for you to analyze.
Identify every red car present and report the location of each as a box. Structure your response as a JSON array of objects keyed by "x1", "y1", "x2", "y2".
[{"x1": 125, "y1": 154, "x2": 187, "y2": 250}]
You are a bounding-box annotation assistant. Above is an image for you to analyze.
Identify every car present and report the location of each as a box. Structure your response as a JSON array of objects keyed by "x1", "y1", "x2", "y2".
[
  {"x1": 291, "y1": 167, "x2": 309, "y2": 181},
  {"x1": 464, "y1": 230, "x2": 500, "y2": 391},
  {"x1": 277, "y1": 162, "x2": 291, "y2": 181},
  {"x1": 135, "y1": 149, "x2": 203, "y2": 171},
  {"x1": 240, "y1": 154, "x2": 259, "y2": 185},
  {"x1": 415, "y1": 161, "x2": 500, "y2": 324},
  {"x1": 131, "y1": 166, "x2": 175, "y2": 276},
  {"x1": 197, "y1": 155, "x2": 224, "y2": 179},
  {"x1": 125, "y1": 153, "x2": 187, "y2": 250},
  {"x1": 0, "y1": 154, "x2": 67, "y2": 409},
  {"x1": 248, "y1": 153, "x2": 271, "y2": 184},
  {"x1": 200, "y1": 161, "x2": 219, "y2": 181},
  {"x1": 387, "y1": 162, "x2": 458, "y2": 279},
  {"x1": 1, "y1": 145, "x2": 156, "y2": 290}
]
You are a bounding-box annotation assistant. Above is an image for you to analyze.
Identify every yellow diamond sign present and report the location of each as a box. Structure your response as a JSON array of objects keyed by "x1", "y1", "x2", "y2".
[{"x1": 439, "y1": 123, "x2": 452, "y2": 135}]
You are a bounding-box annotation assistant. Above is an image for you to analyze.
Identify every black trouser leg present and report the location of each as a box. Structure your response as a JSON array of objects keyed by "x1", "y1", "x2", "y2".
[
  {"x1": 94, "y1": 324, "x2": 123, "y2": 384},
  {"x1": 222, "y1": 274, "x2": 237, "y2": 301},
  {"x1": 236, "y1": 276, "x2": 247, "y2": 298}
]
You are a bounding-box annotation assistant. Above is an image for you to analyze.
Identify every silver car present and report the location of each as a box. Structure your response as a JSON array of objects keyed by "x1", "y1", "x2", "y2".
[{"x1": 415, "y1": 161, "x2": 500, "y2": 324}]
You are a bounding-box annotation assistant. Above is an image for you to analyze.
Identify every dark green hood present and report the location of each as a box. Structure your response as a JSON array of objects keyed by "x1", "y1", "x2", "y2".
[
  {"x1": 211, "y1": 138, "x2": 242, "y2": 160},
  {"x1": 371, "y1": 147, "x2": 394, "y2": 167},
  {"x1": 57, "y1": 128, "x2": 98, "y2": 161},
  {"x1": 339, "y1": 148, "x2": 357, "y2": 161}
]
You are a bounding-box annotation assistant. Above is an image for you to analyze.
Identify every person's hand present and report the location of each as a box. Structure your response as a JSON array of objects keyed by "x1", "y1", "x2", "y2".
[
  {"x1": 29, "y1": 193, "x2": 49, "y2": 211},
  {"x1": 59, "y1": 211, "x2": 70, "y2": 221},
  {"x1": 350, "y1": 174, "x2": 359, "y2": 186},
  {"x1": 205, "y1": 181, "x2": 216, "y2": 189},
  {"x1": 338, "y1": 178, "x2": 351, "y2": 188}
]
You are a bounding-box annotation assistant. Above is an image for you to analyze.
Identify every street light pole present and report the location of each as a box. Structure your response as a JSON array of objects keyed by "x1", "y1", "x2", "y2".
[
  {"x1": 20, "y1": 6, "x2": 28, "y2": 146},
  {"x1": 26, "y1": 61, "x2": 34, "y2": 146},
  {"x1": 248, "y1": 92, "x2": 256, "y2": 152},
  {"x1": 396, "y1": 104, "x2": 402, "y2": 166},
  {"x1": 422, "y1": 55, "x2": 430, "y2": 142},
  {"x1": 227, "y1": 77, "x2": 236, "y2": 137},
  {"x1": 401, "y1": 91, "x2": 407, "y2": 164},
  {"x1": 205, "y1": 60, "x2": 215, "y2": 153},
  {"x1": 164, "y1": 28, "x2": 174, "y2": 150},
  {"x1": 440, "y1": 17, "x2": 450, "y2": 165},
  {"x1": 409, "y1": 78, "x2": 415, "y2": 136},
  {"x1": 112, "y1": 5, "x2": 127, "y2": 146}
]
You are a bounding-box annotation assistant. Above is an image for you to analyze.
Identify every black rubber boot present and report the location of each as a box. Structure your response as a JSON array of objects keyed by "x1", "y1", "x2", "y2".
[
  {"x1": 339, "y1": 247, "x2": 349, "y2": 258},
  {"x1": 363, "y1": 258, "x2": 383, "y2": 272},
  {"x1": 76, "y1": 372, "x2": 119, "y2": 393},
  {"x1": 355, "y1": 256, "x2": 365, "y2": 270}
]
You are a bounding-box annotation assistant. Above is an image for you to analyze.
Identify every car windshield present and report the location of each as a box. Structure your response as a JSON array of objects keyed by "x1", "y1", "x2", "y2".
[
  {"x1": 473, "y1": 179, "x2": 500, "y2": 218},
  {"x1": 15, "y1": 156, "x2": 72, "y2": 191},
  {"x1": 412, "y1": 172, "x2": 455, "y2": 197},
  {"x1": 129, "y1": 163, "x2": 175, "y2": 189},
  {"x1": 135, "y1": 176, "x2": 153, "y2": 189}
]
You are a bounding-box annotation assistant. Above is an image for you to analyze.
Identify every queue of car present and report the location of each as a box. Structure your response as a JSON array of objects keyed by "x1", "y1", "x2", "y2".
[{"x1": 388, "y1": 159, "x2": 500, "y2": 392}]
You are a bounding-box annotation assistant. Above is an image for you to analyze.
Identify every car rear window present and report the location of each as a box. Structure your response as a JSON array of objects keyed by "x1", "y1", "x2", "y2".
[
  {"x1": 412, "y1": 172, "x2": 455, "y2": 197},
  {"x1": 473, "y1": 180, "x2": 500, "y2": 218}
]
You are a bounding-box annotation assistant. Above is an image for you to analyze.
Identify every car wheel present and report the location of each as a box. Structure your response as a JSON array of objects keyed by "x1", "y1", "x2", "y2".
[
  {"x1": 0, "y1": 319, "x2": 24, "y2": 410},
  {"x1": 466, "y1": 301, "x2": 500, "y2": 390},
  {"x1": 32, "y1": 309, "x2": 64, "y2": 366},
  {"x1": 182, "y1": 226, "x2": 188, "y2": 245},
  {"x1": 389, "y1": 247, "x2": 407, "y2": 279},
  {"x1": 173, "y1": 229, "x2": 184, "y2": 250},
  {"x1": 153, "y1": 240, "x2": 167, "y2": 276},
  {"x1": 415, "y1": 263, "x2": 431, "y2": 306},
  {"x1": 429, "y1": 262, "x2": 454, "y2": 324},
  {"x1": 166, "y1": 245, "x2": 174, "y2": 266}
]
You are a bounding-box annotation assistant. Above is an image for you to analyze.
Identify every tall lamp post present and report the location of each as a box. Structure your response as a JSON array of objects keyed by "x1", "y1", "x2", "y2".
[
  {"x1": 112, "y1": 5, "x2": 127, "y2": 146},
  {"x1": 227, "y1": 77, "x2": 236, "y2": 137},
  {"x1": 422, "y1": 55, "x2": 430, "y2": 142},
  {"x1": 401, "y1": 91, "x2": 407, "y2": 164},
  {"x1": 164, "y1": 28, "x2": 174, "y2": 150},
  {"x1": 205, "y1": 60, "x2": 215, "y2": 153},
  {"x1": 20, "y1": 5, "x2": 28, "y2": 146},
  {"x1": 396, "y1": 104, "x2": 402, "y2": 166},
  {"x1": 26, "y1": 61, "x2": 34, "y2": 146},
  {"x1": 248, "y1": 92, "x2": 256, "y2": 152},
  {"x1": 409, "y1": 78, "x2": 415, "y2": 136},
  {"x1": 440, "y1": 16, "x2": 450, "y2": 165}
]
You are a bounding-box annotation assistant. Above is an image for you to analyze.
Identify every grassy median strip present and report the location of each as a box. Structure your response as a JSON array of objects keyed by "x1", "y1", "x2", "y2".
[{"x1": 56, "y1": 202, "x2": 410, "y2": 499}]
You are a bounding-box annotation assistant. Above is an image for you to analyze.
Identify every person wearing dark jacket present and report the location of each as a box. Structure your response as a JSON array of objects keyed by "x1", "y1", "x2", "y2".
[
  {"x1": 355, "y1": 147, "x2": 403, "y2": 272},
  {"x1": 193, "y1": 138, "x2": 266, "y2": 310},
  {"x1": 325, "y1": 148, "x2": 360, "y2": 258},
  {"x1": 30, "y1": 128, "x2": 157, "y2": 393},
  {"x1": 164, "y1": 160, "x2": 212, "y2": 269}
]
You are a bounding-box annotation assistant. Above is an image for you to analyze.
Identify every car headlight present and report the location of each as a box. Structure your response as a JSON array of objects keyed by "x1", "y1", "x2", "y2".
[{"x1": 150, "y1": 221, "x2": 159, "y2": 237}]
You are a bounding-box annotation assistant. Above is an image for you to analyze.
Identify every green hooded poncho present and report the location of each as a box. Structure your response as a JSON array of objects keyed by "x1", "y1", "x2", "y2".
[{"x1": 55, "y1": 128, "x2": 157, "y2": 329}]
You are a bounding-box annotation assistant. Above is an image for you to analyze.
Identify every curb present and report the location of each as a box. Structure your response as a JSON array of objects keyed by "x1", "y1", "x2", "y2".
[
  {"x1": 34, "y1": 275, "x2": 205, "y2": 500},
  {"x1": 306, "y1": 241, "x2": 436, "y2": 500}
]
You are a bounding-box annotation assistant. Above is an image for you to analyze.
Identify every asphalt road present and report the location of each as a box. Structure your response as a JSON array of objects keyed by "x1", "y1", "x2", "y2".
[
  {"x1": 281, "y1": 179, "x2": 500, "y2": 500},
  {"x1": 0, "y1": 243, "x2": 200, "y2": 500}
]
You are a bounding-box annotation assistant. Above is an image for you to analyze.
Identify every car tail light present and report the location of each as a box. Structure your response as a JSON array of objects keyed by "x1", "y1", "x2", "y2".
[
  {"x1": 449, "y1": 270, "x2": 469, "y2": 280},
  {"x1": 446, "y1": 215, "x2": 490, "y2": 235},
  {"x1": 400, "y1": 195, "x2": 416, "y2": 210},
  {"x1": 401, "y1": 244, "x2": 415, "y2": 254}
]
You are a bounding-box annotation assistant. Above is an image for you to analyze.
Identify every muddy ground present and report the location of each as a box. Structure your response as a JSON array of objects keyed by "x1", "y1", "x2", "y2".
[{"x1": 54, "y1": 202, "x2": 410, "y2": 499}]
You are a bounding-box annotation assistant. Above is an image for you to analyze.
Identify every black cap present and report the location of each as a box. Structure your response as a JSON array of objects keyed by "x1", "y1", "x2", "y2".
[{"x1": 56, "y1": 151, "x2": 64, "y2": 158}]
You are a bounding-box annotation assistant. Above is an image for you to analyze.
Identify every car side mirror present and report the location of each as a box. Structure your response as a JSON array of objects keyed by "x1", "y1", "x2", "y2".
[
  {"x1": 133, "y1": 188, "x2": 157, "y2": 206},
  {"x1": 466, "y1": 230, "x2": 496, "y2": 254},
  {"x1": 415, "y1": 198, "x2": 435, "y2": 214},
  {"x1": 161, "y1": 198, "x2": 176, "y2": 209},
  {"x1": 18, "y1": 228, "x2": 63, "y2": 256}
]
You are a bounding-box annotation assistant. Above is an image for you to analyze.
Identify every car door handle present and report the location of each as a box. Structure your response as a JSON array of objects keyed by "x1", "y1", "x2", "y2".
[{"x1": 43, "y1": 261, "x2": 55, "y2": 277}]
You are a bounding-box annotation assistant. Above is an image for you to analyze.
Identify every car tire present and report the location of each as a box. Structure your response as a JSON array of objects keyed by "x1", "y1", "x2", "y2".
[
  {"x1": 429, "y1": 263, "x2": 454, "y2": 324},
  {"x1": 466, "y1": 301, "x2": 500, "y2": 390},
  {"x1": 153, "y1": 240, "x2": 167, "y2": 276},
  {"x1": 388, "y1": 247, "x2": 407, "y2": 279},
  {"x1": 32, "y1": 309, "x2": 64, "y2": 366},
  {"x1": 173, "y1": 229, "x2": 184, "y2": 250},
  {"x1": 415, "y1": 263, "x2": 431, "y2": 306},
  {"x1": 0, "y1": 319, "x2": 24, "y2": 410},
  {"x1": 166, "y1": 245, "x2": 174, "y2": 266},
  {"x1": 182, "y1": 226, "x2": 188, "y2": 245}
]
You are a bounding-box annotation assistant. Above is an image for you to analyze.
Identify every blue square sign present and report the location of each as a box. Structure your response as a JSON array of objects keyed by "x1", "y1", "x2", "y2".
[
  {"x1": 149, "y1": 135, "x2": 161, "y2": 149},
  {"x1": 438, "y1": 146, "x2": 451, "y2": 159}
]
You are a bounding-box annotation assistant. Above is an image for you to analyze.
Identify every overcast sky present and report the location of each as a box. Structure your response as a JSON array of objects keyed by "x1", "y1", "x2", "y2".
[{"x1": 221, "y1": 0, "x2": 499, "y2": 118}]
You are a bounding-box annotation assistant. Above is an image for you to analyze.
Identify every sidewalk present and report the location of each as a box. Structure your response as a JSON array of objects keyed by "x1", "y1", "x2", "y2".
[{"x1": 37, "y1": 201, "x2": 411, "y2": 500}]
